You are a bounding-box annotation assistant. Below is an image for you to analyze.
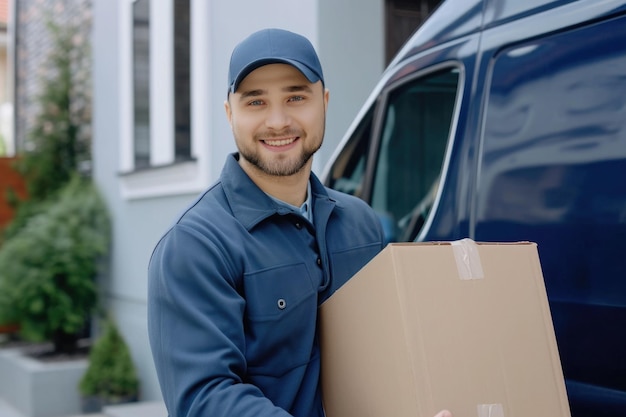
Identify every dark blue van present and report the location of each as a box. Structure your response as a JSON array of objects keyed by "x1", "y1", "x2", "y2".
[{"x1": 322, "y1": 1, "x2": 626, "y2": 416}]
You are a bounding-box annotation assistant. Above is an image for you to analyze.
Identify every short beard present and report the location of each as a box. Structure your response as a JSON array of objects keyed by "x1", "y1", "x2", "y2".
[{"x1": 239, "y1": 138, "x2": 322, "y2": 177}]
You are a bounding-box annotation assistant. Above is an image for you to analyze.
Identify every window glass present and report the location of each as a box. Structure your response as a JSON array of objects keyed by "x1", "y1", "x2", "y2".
[
  {"x1": 174, "y1": 0, "x2": 191, "y2": 161},
  {"x1": 326, "y1": 107, "x2": 374, "y2": 200},
  {"x1": 371, "y1": 68, "x2": 458, "y2": 241},
  {"x1": 132, "y1": 0, "x2": 150, "y2": 169}
]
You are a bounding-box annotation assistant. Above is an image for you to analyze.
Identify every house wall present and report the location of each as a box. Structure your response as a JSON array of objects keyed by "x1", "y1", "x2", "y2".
[{"x1": 92, "y1": 0, "x2": 385, "y2": 402}]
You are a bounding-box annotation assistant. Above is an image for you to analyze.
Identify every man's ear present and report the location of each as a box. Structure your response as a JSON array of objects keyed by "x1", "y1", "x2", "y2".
[
  {"x1": 323, "y1": 88, "x2": 330, "y2": 112},
  {"x1": 224, "y1": 98, "x2": 233, "y2": 127}
]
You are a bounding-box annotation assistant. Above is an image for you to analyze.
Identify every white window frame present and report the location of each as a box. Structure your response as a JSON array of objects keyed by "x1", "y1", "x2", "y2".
[{"x1": 118, "y1": 0, "x2": 211, "y2": 200}]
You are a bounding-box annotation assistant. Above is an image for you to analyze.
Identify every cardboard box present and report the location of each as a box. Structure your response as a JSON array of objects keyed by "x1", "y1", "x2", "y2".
[{"x1": 320, "y1": 240, "x2": 571, "y2": 417}]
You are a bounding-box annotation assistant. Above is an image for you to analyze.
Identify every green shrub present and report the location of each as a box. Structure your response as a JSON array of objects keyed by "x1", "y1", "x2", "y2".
[
  {"x1": 0, "y1": 175, "x2": 110, "y2": 352},
  {"x1": 13, "y1": 19, "x2": 91, "y2": 204},
  {"x1": 4, "y1": 18, "x2": 91, "y2": 244},
  {"x1": 79, "y1": 318, "x2": 140, "y2": 401}
]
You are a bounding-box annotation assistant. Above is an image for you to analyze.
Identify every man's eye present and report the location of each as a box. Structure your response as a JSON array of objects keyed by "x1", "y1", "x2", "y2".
[
  {"x1": 248, "y1": 99, "x2": 264, "y2": 106},
  {"x1": 289, "y1": 96, "x2": 305, "y2": 102}
]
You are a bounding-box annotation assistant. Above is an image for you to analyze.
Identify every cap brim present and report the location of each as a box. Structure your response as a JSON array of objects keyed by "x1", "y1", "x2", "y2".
[{"x1": 230, "y1": 58, "x2": 321, "y2": 93}]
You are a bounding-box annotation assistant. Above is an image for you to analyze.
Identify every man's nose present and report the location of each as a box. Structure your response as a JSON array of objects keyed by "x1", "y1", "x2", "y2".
[{"x1": 265, "y1": 105, "x2": 290, "y2": 130}]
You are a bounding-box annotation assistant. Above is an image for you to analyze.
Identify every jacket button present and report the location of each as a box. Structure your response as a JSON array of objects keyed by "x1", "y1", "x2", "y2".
[
  {"x1": 277, "y1": 299, "x2": 287, "y2": 310},
  {"x1": 295, "y1": 222, "x2": 302, "y2": 229},
  {"x1": 316, "y1": 258, "x2": 322, "y2": 266}
]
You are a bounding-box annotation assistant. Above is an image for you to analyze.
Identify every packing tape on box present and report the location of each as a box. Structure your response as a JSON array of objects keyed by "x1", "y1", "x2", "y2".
[
  {"x1": 451, "y1": 238, "x2": 484, "y2": 280},
  {"x1": 477, "y1": 403, "x2": 505, "y2": 417}
]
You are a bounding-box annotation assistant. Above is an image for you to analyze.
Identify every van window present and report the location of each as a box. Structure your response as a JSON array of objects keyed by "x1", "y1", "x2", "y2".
[
  {"x1": 326, "y1": 107, "x2": 374, "y2": 200},
  {"x1": 371, "y1": 68, "x2": 459, "y2": 241}
]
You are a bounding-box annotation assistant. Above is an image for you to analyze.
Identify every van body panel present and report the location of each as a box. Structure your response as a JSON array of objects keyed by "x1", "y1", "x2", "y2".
[
  {"x1": 323, "y1": 1, "x2": 626, "y2": 415},
  {"x1": 474, "y1": 12, "x2": 626, "y2": 415},
  {"x1": 483, "y1": 0, "x2": 581, "y2": 28}
]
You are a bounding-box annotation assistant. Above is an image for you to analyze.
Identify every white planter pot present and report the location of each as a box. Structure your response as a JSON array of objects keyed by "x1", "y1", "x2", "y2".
[{"x1": 0, "y1": 347, "x2": 87, "y2": 417}]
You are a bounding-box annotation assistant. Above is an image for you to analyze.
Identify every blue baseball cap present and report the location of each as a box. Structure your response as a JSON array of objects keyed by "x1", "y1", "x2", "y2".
[{"x1": 228, "y1": 28, "x2": 324, "y2": 94}]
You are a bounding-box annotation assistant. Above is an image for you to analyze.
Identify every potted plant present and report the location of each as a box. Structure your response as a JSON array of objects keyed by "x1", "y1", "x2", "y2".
[
  {"x1": 0, "y1": 17, "x2": 104, "y2": 417},
  {"x1": 0, "y1": 175, "x2": 110, "y2": 354},
  {"x1": 0, "y1": 14, "x2": 99, "y2": 355},
  {"x1": 79, "y1": 317, "x2": 140, "y2": 412}
]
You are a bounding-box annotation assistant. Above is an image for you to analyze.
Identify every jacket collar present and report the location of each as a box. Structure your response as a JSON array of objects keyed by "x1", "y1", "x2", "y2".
[{"x1": 220, "y1": 153, "x2": 337, "y2": 231}]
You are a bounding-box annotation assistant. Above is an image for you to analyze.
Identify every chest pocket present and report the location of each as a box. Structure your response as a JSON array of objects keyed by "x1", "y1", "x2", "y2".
[
  {"x1": 328, "y1": 242, "x2": 382, "y2": 296},
  {"x1": 243, "y1": 262, "x2": 318, "y2": 375}
]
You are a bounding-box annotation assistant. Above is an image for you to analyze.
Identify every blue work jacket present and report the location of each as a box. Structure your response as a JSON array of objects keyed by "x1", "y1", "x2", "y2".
[{"x1": 148, "y1": 153, "x2": 385, "y2": 417}]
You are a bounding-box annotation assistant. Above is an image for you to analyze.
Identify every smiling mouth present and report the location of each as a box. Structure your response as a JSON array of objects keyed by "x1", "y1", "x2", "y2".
[{"x1": 263, "y1": 138, "x2": 297, "y2": 147}]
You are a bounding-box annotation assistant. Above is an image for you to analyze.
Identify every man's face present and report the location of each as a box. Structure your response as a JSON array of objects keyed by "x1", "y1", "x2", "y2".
[{"x1": 225, "y1": 63, "x2": 329, "y2": 177}]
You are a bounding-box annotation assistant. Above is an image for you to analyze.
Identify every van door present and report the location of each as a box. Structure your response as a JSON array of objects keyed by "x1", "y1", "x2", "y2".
[
  {"x1": 325, "y1": 34, "x2": 479, "y2": 243},
  {"x1": 474, "y1": 12, "x2": 626, "y2": 417}
]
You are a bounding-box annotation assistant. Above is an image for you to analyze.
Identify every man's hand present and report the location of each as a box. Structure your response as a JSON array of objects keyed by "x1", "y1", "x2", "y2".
[{"x1": 434, "y1": 410, "x2": 452, "y2": 417}]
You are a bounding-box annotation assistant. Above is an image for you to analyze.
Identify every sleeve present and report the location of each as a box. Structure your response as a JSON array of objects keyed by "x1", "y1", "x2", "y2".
[{"x1": 147, "y1": 224, "x2": 293, "y2": 417}]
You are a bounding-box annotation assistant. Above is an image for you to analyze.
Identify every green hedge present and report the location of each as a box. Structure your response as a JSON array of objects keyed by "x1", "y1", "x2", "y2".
[{"x1": 0, "y1": 176, "x2": 110, "y2": 351}]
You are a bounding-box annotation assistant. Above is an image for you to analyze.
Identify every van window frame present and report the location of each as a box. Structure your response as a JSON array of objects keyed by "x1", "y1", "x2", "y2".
[{"x1": 359, "y1": 62, "x2": 465, "y2": 241}]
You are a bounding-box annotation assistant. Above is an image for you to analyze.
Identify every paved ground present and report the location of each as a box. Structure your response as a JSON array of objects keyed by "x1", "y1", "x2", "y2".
[
  {"x1": 102, "y1": 402, "x2": 167, "y2": 417},
  {"x1": 65, "y1": 413, "x2": 107, "y2": 417},
  {"x1": 0, "y1": 398, "x2": 106, "y2": 417},
  {"x1": 0, "y1": 398, "x2": 165, "y2": 417}
]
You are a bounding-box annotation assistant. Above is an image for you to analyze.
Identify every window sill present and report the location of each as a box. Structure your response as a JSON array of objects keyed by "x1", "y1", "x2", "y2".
[{"x1": 119, "y1": 159, "x2": 206, "y2": 200}]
